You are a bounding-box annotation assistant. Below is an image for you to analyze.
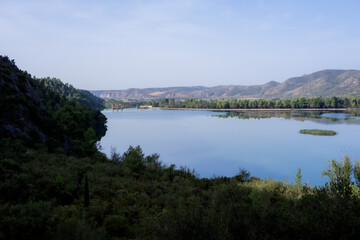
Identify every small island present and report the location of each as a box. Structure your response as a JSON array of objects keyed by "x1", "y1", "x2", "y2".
[{"x1": 299, "y1": 129, "x2": 337, "y2": 136}]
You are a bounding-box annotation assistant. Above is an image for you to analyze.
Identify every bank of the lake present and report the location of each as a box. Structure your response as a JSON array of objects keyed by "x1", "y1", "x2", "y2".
[
  {"x1": 100, "y1": 108, "x2": 360, "y2": 186},
  {"x1": 159, "y1": 107, "x2": 348, "y2": 111}
]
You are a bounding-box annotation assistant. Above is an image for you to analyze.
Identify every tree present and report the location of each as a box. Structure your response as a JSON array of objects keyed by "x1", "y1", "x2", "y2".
[
  {"x1": 122, "y1": 145, "x2": 145, "y2": 178},
  {"x1": 84, "y1": 174, "x2": 89, "y2": 208},
  {"x1": 309, "y1": 97, "x2": 323, "y2": 108},
  {"x1": 229, "y1": 99, "x2": 238, "y2": 109},
  {"x1": 330, "y1": 96, "x2": 340, "y2": 108},
  {"x1": 298, "y1": 97, "x2": 308, "y2": 108},
  {"x1": 295, "y1": 168, "x2": 302, "y2": 186},
  {"x1": 343, "y1": 97, "x2": 350, "y2": 108},
  {"x1": 291, "y1": 99, "x2": 299, "y2": 108},
  {"x1": 322, "y1": 156, "x2": 352, "y2": 198},
  {"x1": 81, "y1": 127, "x2": 97, "y2": 156},
  {"x1": 281, "y1": 99, "x2": 291, "y2": 108},
  {"x1": 275, "y1": 100, "x2": 283, "y2": 108},
  {"x1": 353, "y1": 160, "x2": 360, "y2": 187},
  {"x1": 235, "y1": 168, "x2": 250, "y2": 182}
]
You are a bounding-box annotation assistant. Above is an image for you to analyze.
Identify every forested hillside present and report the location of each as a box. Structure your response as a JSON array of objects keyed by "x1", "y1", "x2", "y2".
[
  {"x1": 38, "y1": 77, "x2": 104, "y2": 109},
  {"x1": 0, "y1": 55, "x2": 107, "y2": 153},
  {"x1": 2, "y1": 56, "x2": 360, "y2": 239}
]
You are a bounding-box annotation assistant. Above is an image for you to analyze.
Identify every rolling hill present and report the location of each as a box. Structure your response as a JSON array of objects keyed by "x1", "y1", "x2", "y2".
[{"x1": 91, "y1": 69, "x2": 360, "y2": 100}]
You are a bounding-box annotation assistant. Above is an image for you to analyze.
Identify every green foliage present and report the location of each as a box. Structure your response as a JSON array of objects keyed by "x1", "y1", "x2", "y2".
[
  {"x1": 84, "y1": 174, "x2": 89, "y2": 208},
  {"x1": 235, "y1": 168, "x2": 251, "y2": 182},
  {"x1": 0, "y1": 55, "x2": 107, "y2": 153},
  {"x1": 322, "y1": 156, "x2": 353, "y2": 198},
  {"x1": 3, "y1": 141, "x2": 360, "y2": 239},
  {"x1": 295, "y1": 168, "x2": 302, "y2": 186},
  {"x1": 121, "y1": 145, "x2": 146, "y2": 178},
  {"x1": 354, "y1": 160, "x2": 360, "y2": 187},
  {"x1": 150, "y1": 96, "x2": 360, "y2": 109},
  {"x1": 81, "y1": 128, "x2": 97, "y2": 156},
  {"x1": 104, "y1": 99, "x2": 147, "y2": 109},
  {"x1": 299, "y1": 129, "x2": 337, "y2": 136},
  {"x1": 37, "y1": 77, "x2": 105, "y2": 109}
]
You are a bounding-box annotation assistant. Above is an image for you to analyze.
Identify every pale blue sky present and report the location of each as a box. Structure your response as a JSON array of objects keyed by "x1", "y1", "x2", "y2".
[{"x1": 1, "y1": 0, "x2": 360, "y2": 90}]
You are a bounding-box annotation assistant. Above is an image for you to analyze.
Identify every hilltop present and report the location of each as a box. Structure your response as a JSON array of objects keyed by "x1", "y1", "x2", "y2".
[{"x1": 91, "y1": 69, "x2": 360, "y2": 100}]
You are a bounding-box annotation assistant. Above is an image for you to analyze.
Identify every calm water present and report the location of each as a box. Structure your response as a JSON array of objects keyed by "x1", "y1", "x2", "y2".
[{"x1": 100, "y1": 109, "x2": 360, "y2": 186}]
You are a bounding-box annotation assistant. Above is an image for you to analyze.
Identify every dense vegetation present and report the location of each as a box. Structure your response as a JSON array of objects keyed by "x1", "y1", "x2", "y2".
[
  {"x1": 3, "y1": 56, "x2": 360, "y2": 239},
  {"x1": 3, "y1": 142, "x2": 360, "y2": 239},
  {"x1": 150, "y1": 97, "x2": 360, "y2": 109},
  {"x1": 37, "y1": 77, "x2": 105, "y2": 109},
  {"x1": 0, "y1": 55, "x2": 107, "y2": 154},
  {"x1": 299, "y1": 129, "x2": 337, "y2": 136},
  {"x1": 104, "y1": 99, "x2": 148, "y2": 109}
]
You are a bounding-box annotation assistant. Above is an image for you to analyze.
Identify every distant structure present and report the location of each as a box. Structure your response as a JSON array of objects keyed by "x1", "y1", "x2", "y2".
[
  {"x1": 112, "y1": 103, "x2": 123, "y2": 112},
  {"x1": 138, "y1": 105, "x2": 153, "y2": 110}
]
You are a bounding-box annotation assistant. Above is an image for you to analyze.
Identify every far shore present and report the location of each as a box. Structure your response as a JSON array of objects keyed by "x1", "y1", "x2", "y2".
[{"x1": 158, "y1": 107, "x2": 348, "y2": 112}]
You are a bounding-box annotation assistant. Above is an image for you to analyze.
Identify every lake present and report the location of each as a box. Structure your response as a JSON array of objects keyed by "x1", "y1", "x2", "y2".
[{"x1": 100, "y1": 108, "x2": 360, "y2": 186}]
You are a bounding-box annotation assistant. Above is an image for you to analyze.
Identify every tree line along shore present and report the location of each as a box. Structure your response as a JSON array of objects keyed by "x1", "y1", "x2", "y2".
[
  {"x1": 104, "y1": 96, "x2": 360, "y2": 111},
  {"x1": 149, "y1": 96, "x2": 360, "y2": 109},
  {"x1": 158, "y1": 107, "x2": 348, "y2": 111}
]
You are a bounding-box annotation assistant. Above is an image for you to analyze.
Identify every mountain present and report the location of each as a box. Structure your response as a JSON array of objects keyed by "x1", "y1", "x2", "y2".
[
  {"x1": 263, "y1": 70, "x2": 360, "y2": 98},
  {"x1": 91, "y1": 70, "x2": 360, "y2": 100},
  {"x1": 90, "y1": 83, "x2": 280, "y2": 100}
]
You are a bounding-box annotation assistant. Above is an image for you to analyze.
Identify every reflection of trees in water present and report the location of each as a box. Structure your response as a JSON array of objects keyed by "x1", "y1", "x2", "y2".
[{"x1": 212, "y1": 110, "x2": 360, "y2": 125}]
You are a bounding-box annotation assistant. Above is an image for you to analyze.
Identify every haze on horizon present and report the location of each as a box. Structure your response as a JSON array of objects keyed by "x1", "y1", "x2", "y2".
[{"x1": 1, "y1": 0, "x2": 360, "y2": 90}]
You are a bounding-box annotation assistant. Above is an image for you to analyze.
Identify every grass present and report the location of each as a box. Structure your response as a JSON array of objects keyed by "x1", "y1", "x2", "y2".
[{"x1": 299, "y1": 129, "x2": 337, "y2": 136}]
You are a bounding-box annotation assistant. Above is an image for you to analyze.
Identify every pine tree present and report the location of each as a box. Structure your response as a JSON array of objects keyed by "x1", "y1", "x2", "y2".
[{"x1": 295, "y1": 168, "x2": 302, "y2": 186}]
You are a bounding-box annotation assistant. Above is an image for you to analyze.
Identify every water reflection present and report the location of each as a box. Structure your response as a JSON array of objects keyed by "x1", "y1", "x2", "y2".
[
  {"x1": 101, "y1": 108, "x2": 360, "y2": 186},
  {"x1": 212, "y1": 110, "x2": 360, "y2": 125}
]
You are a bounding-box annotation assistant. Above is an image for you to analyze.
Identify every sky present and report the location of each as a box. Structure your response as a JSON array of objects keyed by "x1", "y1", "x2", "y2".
[{"x1": 1, "y1": 0, "x2": 360, "y2": 90}]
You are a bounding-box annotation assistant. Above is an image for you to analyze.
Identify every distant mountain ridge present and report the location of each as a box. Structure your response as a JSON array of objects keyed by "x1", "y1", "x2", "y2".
[{"x1": 91, "y1": 69, "x2": 360, "y2": 100}]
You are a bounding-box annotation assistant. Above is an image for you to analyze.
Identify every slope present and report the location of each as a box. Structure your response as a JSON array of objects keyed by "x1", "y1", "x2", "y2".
[{"x1": 91, "y1": 70, "x2": 360, "y2": 100}]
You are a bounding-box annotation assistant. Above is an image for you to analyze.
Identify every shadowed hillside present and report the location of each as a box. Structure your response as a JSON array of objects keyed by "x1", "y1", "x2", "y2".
[
  {"x1": 38, "y1": 77, "x2": 105, "y2": 109},
  {"x1": 0, "y1": 55, "x2": 107, "y2": 152}
]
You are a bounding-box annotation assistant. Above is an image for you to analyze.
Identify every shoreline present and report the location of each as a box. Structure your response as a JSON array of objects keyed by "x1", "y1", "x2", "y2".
[{"x1": 158, "y1": 107, "x2": 348, "y2": 112}]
